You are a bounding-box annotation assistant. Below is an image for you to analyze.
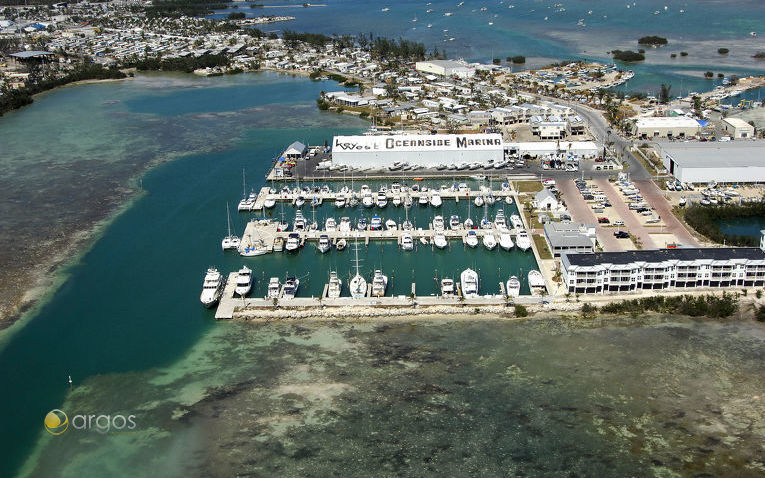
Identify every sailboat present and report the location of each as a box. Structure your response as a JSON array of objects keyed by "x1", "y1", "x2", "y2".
[
  {"x1": 349, "y1": 241, "x2": 367, "y2": 298},
  {"x1": 221, "y1": 203, "x2": 241, "y2": 250},
  {"x1": 237, "y1": 169, "x2": 255, "y2": 211}
]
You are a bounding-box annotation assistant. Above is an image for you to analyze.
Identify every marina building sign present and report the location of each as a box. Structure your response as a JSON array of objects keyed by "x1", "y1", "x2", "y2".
[{"x1": 333, "y1": 134, "x2": 504, "y2": 153}]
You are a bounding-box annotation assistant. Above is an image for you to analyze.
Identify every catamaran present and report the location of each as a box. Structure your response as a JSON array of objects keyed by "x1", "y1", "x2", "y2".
[
  {"x1": 461, "y1": 268, "x2": 479, "y2": 297},
  {"x1": 234, "y1": 265, "x2": 253, "y2": 297},
  {"x1": 237, "y1": 169, "x2": 255, "y2": 211},
  {"x1": 200, "y1": 267, "x2": 224, "y2": 308},
  {"x1": 371, "y1": 269, "x2": 388, "y2": 297},
  {"x1": 221, "y1": 203, "x2": 241, "y2": 251}
]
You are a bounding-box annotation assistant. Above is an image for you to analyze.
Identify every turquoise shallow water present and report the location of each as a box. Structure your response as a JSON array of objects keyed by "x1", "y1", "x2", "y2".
[{"x1": 1, "y1": 72, "x2": 764, "y2": 477}]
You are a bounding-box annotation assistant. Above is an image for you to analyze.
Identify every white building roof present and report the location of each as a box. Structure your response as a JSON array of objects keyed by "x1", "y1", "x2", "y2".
[{"x1": 634, "y1": 117, "x2": 701, "y2": 129}]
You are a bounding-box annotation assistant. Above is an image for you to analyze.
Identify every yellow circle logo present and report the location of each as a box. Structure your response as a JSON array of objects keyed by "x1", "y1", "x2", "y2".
[{"x1": 44, "y1": 409, "x2": 68, "y2": 436}]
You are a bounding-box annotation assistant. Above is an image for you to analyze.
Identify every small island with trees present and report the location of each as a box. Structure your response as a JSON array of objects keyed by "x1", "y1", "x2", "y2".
[
  {"x1": 638, "y1": 35, "x2": 668, "y2": 46},
  {"x1": 611, "y1": 50, "x2": 645, "y2": 62}
]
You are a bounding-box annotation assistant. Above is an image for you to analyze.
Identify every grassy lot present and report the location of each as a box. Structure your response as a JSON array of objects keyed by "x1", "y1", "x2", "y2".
[
  {"x1": 516, "y1": 181, "x2": 544, "y2": 193},
  {"x1": 533, "y1": 234, "x2": 553, "y2": 259}
]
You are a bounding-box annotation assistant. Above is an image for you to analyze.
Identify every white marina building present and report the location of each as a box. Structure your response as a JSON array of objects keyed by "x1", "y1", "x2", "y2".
[
  {"x1": 331, "y1": 133, "x2": 504, "y2": 168},
  {"x1": 660, "y1": 141, "x2": 765, "y2": 184},
  {"x1": 561, "y1": 233, "x2": 765, "y2": 294}
]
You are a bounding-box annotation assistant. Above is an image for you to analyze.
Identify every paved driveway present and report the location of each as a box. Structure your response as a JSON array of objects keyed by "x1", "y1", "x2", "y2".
[
  {"x1": 558, "y1": 180, "x2": 622, "y2": 251},
  {"x1": 634, "y1": 179, "x2": 699, "y2": 247},
  {"x1": 594, "y1": 178, "x2": 655, "y2": 249}
]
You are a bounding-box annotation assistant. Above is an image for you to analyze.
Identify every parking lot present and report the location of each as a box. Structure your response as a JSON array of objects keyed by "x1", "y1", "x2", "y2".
[{"x1": 557, "y1": 179, "x2": 623, "y2": 251}]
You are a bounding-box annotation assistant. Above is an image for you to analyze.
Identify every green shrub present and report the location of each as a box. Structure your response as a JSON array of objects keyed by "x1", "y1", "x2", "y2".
[{"x1": 514, "y1": 305, "x2": 528, "y2": 317}]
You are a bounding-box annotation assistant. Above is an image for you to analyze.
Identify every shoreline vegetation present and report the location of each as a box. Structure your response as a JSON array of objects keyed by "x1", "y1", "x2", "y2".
[{"x1": 684, "y1": 202, "x2": 765, "y2": 247}]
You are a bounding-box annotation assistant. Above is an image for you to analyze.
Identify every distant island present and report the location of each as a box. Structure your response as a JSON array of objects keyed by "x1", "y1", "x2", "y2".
[
  {"x1": 611, "y1": 50, "x2": 645, "y2": 62},
  {"x1": 638, "y1": 35, "x2": 668, "y2": 46}
]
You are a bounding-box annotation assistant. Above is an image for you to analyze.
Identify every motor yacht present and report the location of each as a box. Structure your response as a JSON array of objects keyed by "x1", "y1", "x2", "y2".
[
  {"x1": 285, "y1": 233, "x2": 303, "y2": 252},
  {"x1": 377, "y1": 191, "x2": 388, "y2": 208},
  {"x1": 317, "y1": 234, "x2": 331, "y2": 253},
  {"x1": 499, "y1": 233, "x2": 514, "y2": 250},
  {"x1": 464, "y1": 230, "x2": 479, "y2": 248},
  {"x1": 385, "y1": 219, "x2": 398, "y2": 230},
  {"x1": 450, "y1": 215, "x2": 461, "y2": 230},
  {"x1": 200, "y1": 267, "x2": 224, "y2": 308},
  {"x1": 440, "y1": 278, "x2": 455, "y2": 296},
  {"x1": 267, "y1": 277, "x2": 281, "y2": 299},
  {"x1": 371, "y1": 270, "x2": 388, "y2": 297},
  {"x1": 339, "y1": 217, "x2": 352, "y2": 233},
  {"x1": 234, "y1": 266, "x2": 253, "y2": 297},
  {"x1": 324, "y1": 217, "x2": 337, "y2": 232},
  {"x1": 516, "y1": 229, "x2": 531, "y2": 251},
  {"x1": 433, "y1": 233, "x2": 448, "y2": 249},
  {"x1": 432, "y1": 215, "x2": 445, "y2": 231},
  {"x1": 461, "y1": 268, "x2": 479, "y2": 297},
  {"x1": 370, "y1": 216, "x2": 383, "y2": 231},
  {"x1": 400, "y1": 233, "x2": 414, "y2": 251},
  {"x1": 327, "y1": 271, "x2": 343, "y2": 298},
  {"x1": 282, "y1": 277, "x2": 299, "y2": 299},
  {"x1": 506, "y1": 276, "x2": 521, "y2": 297},
  {"x1": 482, "y1": 233, "x2": 497, "y2": 250},
  {"x1": 430, "y1": 193, "x2": 442, "y2": 207}
]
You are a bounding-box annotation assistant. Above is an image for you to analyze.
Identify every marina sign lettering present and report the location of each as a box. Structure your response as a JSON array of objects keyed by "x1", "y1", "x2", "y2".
[{"x1": 333, "y1": 134, "x2": 503, "y2": 153}]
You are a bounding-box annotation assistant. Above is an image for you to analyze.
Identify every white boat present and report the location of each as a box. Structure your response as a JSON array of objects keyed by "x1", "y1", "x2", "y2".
[
  {"x1": 506, "y1": 276, "x2": 521, "y2": 297},
  {"x1": 294, "y1": 196, "x2": 305, "y2": 207},
  {"x1": 474, "y1": 195, "x2": 484, "y2": 207},
  {"x1": 464, "y1": 230, "x2": 479, "y2": 247},
  {"x1": 293, "y1": 211, "x2": 306, "y2": 231},
  {"x1": 357, "y1": 217, "x2": 368, "y2": 231},
  {"x1": 377, "y1": 191, "x2": 388, "y2": 208},
  {"x1": 362, "y1": 192, "x2": 374, "y2": 208},
  {"x1": 200, "y1": 267, "x2": 224, "y2": 308},
  {"x1": 430, "y1": 193, "x2": 442, "y2": 207},
  {"x1": 273, "y1": 237, "x2": 284, "y2": 252},
  {"x1": 334, "y1": 196, "x2": 346, "y2": 208},
  {"x1": 404, "y1": 195, "x2": 414, "y2": 208},
  {"x1": 458, "y1": 183, "x2": 470, "y2": 194},
  {"x1": 510, "y1": 214, "x2": 524, "y2": 229},
  {"x1": 350, "y1": 242, "x2": 367, "y2": 298},
  {"x1": 263, "y1": 195, "x2": 276, "y2": 209},
  {"x1": 267, "y1": 277, "x2": 281, "y2": 299},
  {"x1": 240, "y1": 240, "x2": 268, "y2": 257},
  {"x1": 324, "y1": 217, "x2": 337, "y2": 232},
  {"x1": 285, "y1": 233, "x2": 303, "y2": 252},
  {"x1": 441, "y1": 278, "x2": 455, "y2": 296},
  {"x1": 221, "y1": 203, "x2": 241, "y2": 251},
  {"x1": 494, "y1": 209, "x2": 507, "y2": 230},
  {"x1": 336, "y1": 238, "x2": 347, "y2": 251},
  {"x1": 461, "y1": 268, "x2": 479, "y2": 297},
  {"x1": 339, "y1": 217, "x2": 352, "y2": 233},
  {"x1": 282, "y1": 277, "x2": 299, "y2": 299},
  {"x1": 317, "y1": 234, "x2": 331, "y2": 253},
  {"x1": 400, "y1": 233, "x2": 414, "y2": 251},
  {"x1": 418, "y1": 194, "x2": 429, "y2": 206},
  {"x1": 370, "y1": 216, "x2": 383, "y2": 231},
  {"x1": 371, "y1": 270, "x2": 388, "y2": 297},
  {"x1": 385, "y1": 218, "x2": 398, "y2": 230},
  {"x1": 504, "y1": 195, "x2": 513, "y2": 205},
  {"x1": 327, "y1": 271, "x2": 343, "y2": 298},
  {"x1": 433, "y1": 233, "x2": 448, "y2": 249},
  {"x1": 482, "y1": 233, "x2": 497, "y2": 250},
  {"x1": 528, "y1": 270, "x2": 545, "y2": 289},
  {"x1": 464, "y1": 217, "x2": 474, "y2": 229},
  {"x1": 392, "y1": 195, "x2": 402, "y2": 207},
  {"x1": 450, "y1": 215, "x2": 461, "y2": 230},
  {"x1": 499, "y1": 233, "x2": 514, "y2": 250},
  {"x1": 391, "y1": 182, "x2": 401, "y2": 194},
  {"x1": 516, "y1": 230, "x2": 531, "y2": 251},
  {"x1": 234, "y1": 265, "x2": 253, "y2": 297},
  {"x1": 433, "y1": 215, "x2": 445, "y2": 231},
  {"x1": 402, "y1": 220, "x2": 413, "y2": 231},
  {"x1": 420, "y1": 236, "x2": 429, "y2": 245},
  {"x1": 237, "y1": 170, "x2": 255, "y2": 211},
  {"x1": 485, "y1": 195, "x2": 495, "y2": 206}
]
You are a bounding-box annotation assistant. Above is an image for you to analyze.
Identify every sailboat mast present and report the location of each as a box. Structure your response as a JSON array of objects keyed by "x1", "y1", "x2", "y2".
[{"x1": 226, "y1": 202, "x2": 232, "y2": 236}]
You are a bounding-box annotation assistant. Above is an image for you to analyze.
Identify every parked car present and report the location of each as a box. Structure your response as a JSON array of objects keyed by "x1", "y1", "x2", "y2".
[
  {"x1": 614, "y1": 231, "x2": 630, "y2": 239},
  {"x1": 598, "y1": 217, "x2": 610, "y2": 224},
  {"x1": 614, "y1": 220, "x2": 625, "y2": 226}
]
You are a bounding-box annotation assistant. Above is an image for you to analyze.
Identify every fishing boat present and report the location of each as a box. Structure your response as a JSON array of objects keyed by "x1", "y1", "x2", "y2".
[
  {"x1": 362, "y1": 191, "x2": 374, "y2": 208},
  {"x1": 385, "y1": 218, "x2": 398, "y2": 230},
  {"x1": 282, "y1": 277, "x2": 299, "y2": 299},
  {"x1": 327, "y1": 271, "x2": 343, "y2": 298},
  {"x1": 494, "y1": 209, "x2": 507, "y2": 230},
  {"x1": 371, "y1": 270, "x2": 388, "y2": 297},
  {"x1": 499, "y1": 232, "x2": 514, "y2": 250},
  {"x1": 293, "y1": 211, "x2": 306, "y2": 231},
  {"x1": 433, "y1": 232, "x2": 448, "y2": 249},
  {"x1": 267, "y1": 277, "x2": 281, "y2": 299},
  {"x1": 506, "y1": 276, "x2": 521, "y2": 297},
  {"x1": 200, "y1": 267, "x2": 224, "y2": 308},
  {"x1": 510, "y1": 214, "x2": 524, "y2": 229},
  {"x1": 430, "y1": 193, "x2": 442, "y2": 207},
  {"x1": 357, "y1": 217, "x2": 368, "y2": 231},
  {"x1": 285, "y1": 233, "x2": 303, "y2": 252},
  {"x1": 377, "y1": 191, "x2": 388, "y2": 208},
  {"x1": 516, "y1": 229, "x2": 531, "y2": 251},
  {"x1": 482, "y1": 233, "x2": 497, "y2": 250},
  {"x1": 441, "y1": 278, "x2": 455, "y2": 296},
  {"x1": 370, "y1": 216, "x2": 383, "y2": 231},
  {"x1": 400, "y1": 233, "x2": 414, "y2": 251},
  {"x1": 450, "y1": 215, "x2": 461, "y2": 230},
  {"x1": 317, "y1": 234, "x2": 331, "y2": 253},
  {"x1": 350, "y1": 242, "x2": 367, "y2": 298},
  {"x1": 234, "y1": 265, "x2": 253, "y2": 297},
  {"x1": 433, "y1": 215, "x2": 445, "y2": 231},
  {"x1": 221, "y1": 203, "x2": 241, "y2": 251},
  {"x1": 324, "y1": 217, "x2": 337, "y2": 232},
  {"x1": 460, "y1": 268, "x2": 479, "y2": 297},
  {"x1": 464, "y1": 230, "x2": 479, "y2": 248},
  {"x1": 336, "y1": 238, "x2": 347, "y2": 250},
  {"x1": 528, "y1": 270, "x2": 545, "y2": 290},
  {"x1": 339, "y1": 217, "x2": 352, "y2": 233}
]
